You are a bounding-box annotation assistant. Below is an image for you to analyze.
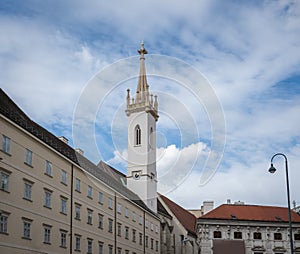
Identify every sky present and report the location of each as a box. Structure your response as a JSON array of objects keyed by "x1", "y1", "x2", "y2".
[{"x1": 1, "y1": 0, "x2": 300, "y2": 210}]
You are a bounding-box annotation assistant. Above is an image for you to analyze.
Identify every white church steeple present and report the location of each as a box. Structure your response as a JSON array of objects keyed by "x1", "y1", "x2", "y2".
[{"x1": 126, "y1": 42, "x2": 158, "y2": 213}]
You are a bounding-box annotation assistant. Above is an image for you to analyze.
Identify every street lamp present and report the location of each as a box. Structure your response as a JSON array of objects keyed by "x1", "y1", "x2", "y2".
[{"x1": 268, "y1": 153, "x2": 294, "y2": 254}]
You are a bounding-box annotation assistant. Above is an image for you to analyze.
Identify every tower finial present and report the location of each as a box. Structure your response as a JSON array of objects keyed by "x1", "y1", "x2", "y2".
[{"x1": 138, "y1": 40, "x2": 148, "y2": 59}]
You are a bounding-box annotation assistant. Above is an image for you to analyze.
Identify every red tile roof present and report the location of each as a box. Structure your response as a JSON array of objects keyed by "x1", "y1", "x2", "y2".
[
  {"x1": 200, "y1": 204, "x2": 300, "y2": 223},
  {"x1": 160, "y1": 194, "x2": 196, "y2": 235}
]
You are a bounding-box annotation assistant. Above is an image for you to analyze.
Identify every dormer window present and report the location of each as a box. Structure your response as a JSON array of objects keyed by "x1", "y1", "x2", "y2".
[{"x1": 135, "y1": 125, "x2": 141, "y2": 145}]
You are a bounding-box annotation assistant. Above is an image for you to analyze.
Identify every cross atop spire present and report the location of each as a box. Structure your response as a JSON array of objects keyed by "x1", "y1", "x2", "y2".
[{"x1": 136, "y1": 41, "x2": 148, "y2": 97}]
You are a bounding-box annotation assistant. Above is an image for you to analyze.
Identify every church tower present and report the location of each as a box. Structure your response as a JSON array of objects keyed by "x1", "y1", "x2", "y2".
[{"x1": 125, "y1": 42, "x2": 159, "y2": 213}]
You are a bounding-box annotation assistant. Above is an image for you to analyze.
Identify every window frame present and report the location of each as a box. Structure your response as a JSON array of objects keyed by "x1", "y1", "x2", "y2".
[
  {"x1": 1, "y1": 135, "x2": 11, "y2": 154},
  {"x1": 25, "y1": 148, "x2": 33, "y2": 166}
]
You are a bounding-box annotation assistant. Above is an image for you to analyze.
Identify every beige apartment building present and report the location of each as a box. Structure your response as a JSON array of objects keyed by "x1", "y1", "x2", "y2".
[{"x1": 0, "y1": 87, "x2": 160, "y2": 253}]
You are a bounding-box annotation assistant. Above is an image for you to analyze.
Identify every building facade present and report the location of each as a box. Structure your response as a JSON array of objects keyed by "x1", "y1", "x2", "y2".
[
  {"x1": 0, "y1": 83, "x2": 160, "y2": 253},
  {"x1": 197, "y1": 203, "x2": 300, "y2": 254}
]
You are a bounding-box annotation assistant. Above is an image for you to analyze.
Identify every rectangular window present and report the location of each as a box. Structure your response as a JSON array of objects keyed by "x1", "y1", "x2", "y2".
[
  {"x1": 44, "y1": 189, "x2": 52, "y2": 208},
  {"x1": 125, "y1": 226, "x2": 129, "y2": 239},
  {"x1": 0, "y1": 212, "x2": 9, "y2": 233},
  {"x1": 25, "y1": 149, "x2": 32, "y2": 166},
  {"x1": 117, "y1": 247, "x2": 122, "y2": 254},
  {"x1": 253, "y1": 232, "x2": 262, "y2": 239},
  {"x1": 125, "y1": 250, "x2": 129, "y2": 254},
  {"x1": 87, "y1": 238, "x2": 93, "y2": 254},
  {"x1": 151, "y1": 222, "x2": 154, "y2": 231},
  {"x1": 145, "y1": 220, "x2": 148, "y2": 228},
  {"x1": 60, "y1": 230, "x2": 67, "y2": 248},
  {"x1": 155, "y1": 225, "x2": 159, "y2": 234},
  {"x1": 108, "y1": 245, "x2": 113, "y2": 254},
  {"x1": 139, "y1": 215, "x2": 143, "y2": 225},
  {"x1": 98, "y1": 242, "x2": 103, "y2": 254},
  {"x1": 75, "y1": 204, "x2": 81, "y2": 220},
  {"x1": 23, "y1": 180, "x2": 33, "y2": 200},
  {"x1": 0, "y1": 171, "x2": 10, "y2": 192},
  {"x1": 43, "y1": 225, "x2": 51, "y2": 244},
  {"x1": 75, "y1": 178, "x2": 80, "y2": 192},
  {"x1": 98, "y1": 214, "x2": 103, "y2": 229},
  {"x1": 294, "y1": 233, "x2": 300, "y2": 240},
  {"x1": 108, "y1": 218, "x2": 113, "y2": 233},
  {"x1": 274, "y1": 232, "x2": 282, "y2": 240},
  {"x1": 75, "y1": 234, "x2": 81, "y2": 251},
  {"x1": 132, "y1": 229, "x2": 136, "y2": 242},
  {"x1": 98, "y1": 192, "x2": 103, "y2": 204},
  {"x1": 1, "y1": 135, "x2": 10, "y2": 154},
  {"x1": 234, "y1": 231, "x2": 242, "y2": 239},
  {"x1": 45, "y1": 160, "x2": 52, "y2": 176},
  {"x1": 108, "y1": 197, "x2": 113, "y2": 209},
  {"x1": 117, "y1": 223, "x2": 121, "y2": 236},
  {"x1": 88, "y1": 185, "x2": 93, "y2": 198},
  {"x1": 132, "y1": 211, "x2": 136, "y2": 221},
  {"x1": 213, "y1": 231, "x2": 222, "y2": 238},
  {"x1": 23, "y1": 219, "x2": 31, "y2": 239},
  {"x1": 151, "y1": 238, "x2": 154, "y2": 249},
  {"x1": 156, "y1": 240, "x2": 159, "y2": 251},
  {"x1": 117, "y1": 203, "x2": 122, "y2": 214},
  {"x1": 61, "y1": 170, "x2": 67, "y2": 185},
  {"x1": 145, "y1": 236, "x2": 148, "y2": 247},
  {"x1": 125, "y1": 207, "x2": 129, "y2": 217},
  {"x1": 87, "y1": 209, "x2": 93, "y2": 225},
  {"x1": 60, "y1": 197, "x2": 67, "y2": 214},
  {"x1": 139, "y1": 232, "x2": 143, "y2": 245}
]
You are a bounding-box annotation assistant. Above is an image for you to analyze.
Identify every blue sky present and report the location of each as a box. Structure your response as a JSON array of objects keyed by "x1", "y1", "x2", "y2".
[{"x1": 1, "y1": 0, "x2": 300, "y2": 209}]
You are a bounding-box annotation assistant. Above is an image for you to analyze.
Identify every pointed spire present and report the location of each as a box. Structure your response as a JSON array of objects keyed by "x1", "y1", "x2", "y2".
[{"x1": 136, "y1": 41, "x2": 148, "y2": 102}]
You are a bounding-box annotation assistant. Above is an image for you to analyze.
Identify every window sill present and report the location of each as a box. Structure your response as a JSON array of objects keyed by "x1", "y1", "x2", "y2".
[
  {"x1": 43, "y1": 205, "x2": 52, "y2": 210},
  {"x1": 43, "y1": 242, "x2": 51, "y2": 245},
  {"x1": 22, "y1": 237, "x2": 32, "y2": 240},
  {"x1": 0, "y1": 150, "x2": 11, "y2": 156},
  {"x1": 24, "y1": 162, "x2": 33, "y2": 168},
  {"x1": 44, "y1": 173, "x2": 53, "y2": 178},
  {"x1": 60, "y1": 212, "x2": 67, "y2": 216},
  {"x1": 59, "y1": 245, "x2": 67, "y2": 249},
  {"x1": 23, "y1": 197, "x2": 32, "y2": 202},
  {"x1": 61, "y1": 181, "x2": 67, "y2": 186},
  {"x1": 0, "y1": 232, "x2": 9, "y2": 235}
]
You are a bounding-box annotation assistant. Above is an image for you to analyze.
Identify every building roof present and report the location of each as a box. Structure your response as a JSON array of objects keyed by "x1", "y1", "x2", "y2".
[
  {"x1": 199, "y1": 204, "x2": 300, "y2": 223},
  {"x1": 0, "y1": 88, "x2": 157, "y2": 218},
  {"x1": 159, "y1": 194, "x2": 197, "y2": 236}
]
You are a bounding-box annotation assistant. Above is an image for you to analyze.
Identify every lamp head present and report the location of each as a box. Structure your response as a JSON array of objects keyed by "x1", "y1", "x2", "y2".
[{"x1": 269, "y1": 163, "x2": 276, "y2": 174}]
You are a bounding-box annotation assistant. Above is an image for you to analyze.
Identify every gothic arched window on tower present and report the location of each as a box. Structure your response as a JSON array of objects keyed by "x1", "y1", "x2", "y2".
[
  {"x1": 135, "y1": 125, "x2": 141, "y2": 146},
  {"x1": 149, "y1": 127, "x2": 154, "y2": 149}
]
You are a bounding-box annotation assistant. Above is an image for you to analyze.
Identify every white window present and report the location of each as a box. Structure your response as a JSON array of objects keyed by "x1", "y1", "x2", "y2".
[
  {"x1": 0, "y1": 171, "x2": 9, "y2": 192},
  {"x1": 125, "y1": 207, "x2": 129, "y2": 217},
  {"x1": 45, "y1": 161, "x2": 52, "y2": 176},
  {"x1": 155, "y1": 225, "x2": 159, "y2": 233},
  {"x1": 151, "y1": 222, "x2": 154, "y2": 231},
  {"x1": 87, "y1": 238, "x2": 93, "y2": 254},
  {"x1": 1, "y1": 135, "x2": 10, "y2": 154},
  {"x1": 108, "y1": 218, "x2": 113, "y2": 233},
  {"x1": 60, "y1": 197, "x2": 67, "y2": 214},
  {"x1": 132, "y1": 211, "x2": 136, "y2": 221},
  {"x1": 75, "y1": 178, "x2": 80, "y2": 192},
  {"x1": 98, "y1": 214, "x2": 103, "y2": 229},
  {"x1": 44, "y1": 190, "x2": 52, "y2": 208},
  {"x1": 61, "y1": 170, "x2": 67, "y2": 184},
  {"x1": 75, "y1": 204, "x2": 81, "y2": 220},
  {"x1": 135, "y1": 125, "x2": 141, "y2": 145},
  {"x1": 139, "y1": 215, "x2": 143, "y2": 225},
  {"x1": 75, "y1": 235, "x2": 81, "y2": 251},
  {"x1": 98, "y1": 192, "x2": 103, "y2": 204},
  {"x1": 0, "y1": 212, "x2": 9, "y2": 233},
  {"x1": 60, "y1": 230, "x2": 67, "y2": 248},
  {"x1": 108, "y1": 245, "x2": 113, "y2": 254},
  {"x1": 117, "y1": 203, "x2": 122, "y2": 214},
  {"x1": 88, "y1": 185, "x2": 93, "y2": 198},
  {"x1": 108, "y1": 197, "x2": 113, "y2": 209},
  {"x1": 145, "y1": 220, "x2": 148, "y2": 228},
  {"x1": 23, "y1": 219, "x2": 31, "y2": 239},
  {"x1": 25, "y1": 149, "x2": 32, "y2": 166},
  {"x1": 98, "y1": 241, "x2": 103, "y2": 254},
  {"x1": 87, "y1": 209, "x2": 93, "y2": 225},
  {"x1": 24, "y1": 180, "x2": 33, "y2": 200},
  {"x1": 43, "y1": 225, "x2": 51, "y2": 244},
  {"x1": 117, "y1": 223, "x2": 122, "y2": 236}
]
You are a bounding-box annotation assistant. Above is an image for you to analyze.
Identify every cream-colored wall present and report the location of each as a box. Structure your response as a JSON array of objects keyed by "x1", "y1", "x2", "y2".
[{"x1": 0, "y1": 115, "x2": 160, "y2": 254}]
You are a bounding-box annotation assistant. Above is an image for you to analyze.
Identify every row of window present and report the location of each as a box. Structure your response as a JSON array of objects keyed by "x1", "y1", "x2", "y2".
[
  {"x1": 1, "y1": 135, "x2": 160, "y2": 234},
  {"x1": 213, "y1": 230, "x2": 300, "y2": 240},
  {"x1": 0, "y1": 212, "x2": 159, "y2": 253}
]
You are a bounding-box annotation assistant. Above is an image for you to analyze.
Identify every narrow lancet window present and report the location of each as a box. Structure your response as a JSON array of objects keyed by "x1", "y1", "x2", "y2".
[{"x1": 135, "y1": 125, "x2": 141, "y2": 145}]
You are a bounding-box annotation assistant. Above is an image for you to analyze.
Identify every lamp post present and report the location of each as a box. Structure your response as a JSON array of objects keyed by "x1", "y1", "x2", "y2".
[{"x1": 269, "y1": 153, "x2": 294, "y2": 254}]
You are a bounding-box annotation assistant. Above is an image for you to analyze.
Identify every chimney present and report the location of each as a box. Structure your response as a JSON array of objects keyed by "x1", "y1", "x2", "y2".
[
  {"x1": 75, "y1": 148, "x2": 84, "y2": 155},
  {"x1": 202, "y1": 201, "x2": 214, "y2": 215},
  {"x1": 58, "y1": 136, "x2": 68, "y2": 144}
]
